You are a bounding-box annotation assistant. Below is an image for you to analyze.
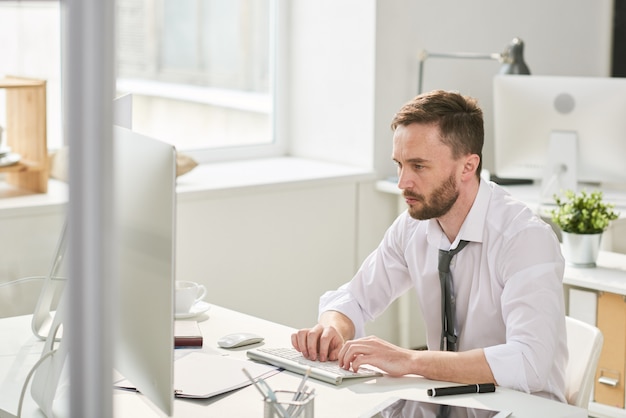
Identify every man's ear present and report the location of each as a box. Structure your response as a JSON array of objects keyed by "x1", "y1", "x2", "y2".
[{"x1": 461, "y1": 154, "x2": 480, "y2": 179}]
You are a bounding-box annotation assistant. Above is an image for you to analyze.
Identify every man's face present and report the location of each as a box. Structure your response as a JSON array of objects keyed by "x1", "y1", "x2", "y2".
[{"x1": 392, "y1": 123, "x2": 461, "y2": 220}]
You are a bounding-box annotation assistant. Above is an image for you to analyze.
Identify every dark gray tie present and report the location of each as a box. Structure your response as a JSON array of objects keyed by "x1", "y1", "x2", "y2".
[{"x1": 438, "y1": 240, "x2": 469, "y2": 351}]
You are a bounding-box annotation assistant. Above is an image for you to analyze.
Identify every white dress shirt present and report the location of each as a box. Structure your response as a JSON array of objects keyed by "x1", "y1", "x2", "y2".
[{"x1": 319, "y1": 179, "x2": 567, "y2": 402}]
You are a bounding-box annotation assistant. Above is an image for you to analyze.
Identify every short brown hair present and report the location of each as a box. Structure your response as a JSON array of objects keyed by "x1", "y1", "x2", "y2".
[{"x1": 391, "y1": 90, "x2": 484, "y2": 178}]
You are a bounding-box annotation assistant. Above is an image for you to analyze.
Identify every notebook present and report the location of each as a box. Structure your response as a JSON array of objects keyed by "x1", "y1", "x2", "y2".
[
  {"x1": 114, "y1": 352, "x2": 279, "y2": 399},
  {"x1": 173, "y1": 352, "x2": 279, "y2": 399}
]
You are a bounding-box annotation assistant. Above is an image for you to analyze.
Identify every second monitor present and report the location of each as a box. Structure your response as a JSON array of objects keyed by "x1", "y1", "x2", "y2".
[{"x1": 493, "y1": 75, "x2": 626, "y2": 198}]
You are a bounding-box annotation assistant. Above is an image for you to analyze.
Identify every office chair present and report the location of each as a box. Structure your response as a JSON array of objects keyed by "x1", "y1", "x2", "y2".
[{"x1": 564, "y1": 316, "x2": 604, "y2": 408}]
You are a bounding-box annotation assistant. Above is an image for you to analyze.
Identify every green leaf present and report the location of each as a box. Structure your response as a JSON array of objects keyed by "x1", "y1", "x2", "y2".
[{"x1": 550, "y1": 189, "x2": 619, "y2": 234}]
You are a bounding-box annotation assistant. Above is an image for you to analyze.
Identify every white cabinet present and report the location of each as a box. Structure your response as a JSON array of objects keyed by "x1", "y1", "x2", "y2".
[{"x1": 564, "y1": 252, "x2": 626, "y2": 418}]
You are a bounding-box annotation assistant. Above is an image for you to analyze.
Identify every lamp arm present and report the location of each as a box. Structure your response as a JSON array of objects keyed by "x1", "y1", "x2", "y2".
[
  {"x1": 423, "y1": 51, "x2": 502, "y2": 61},
  {"x1": 417, "y1": 38, "x2": 529, "y2": 95}
]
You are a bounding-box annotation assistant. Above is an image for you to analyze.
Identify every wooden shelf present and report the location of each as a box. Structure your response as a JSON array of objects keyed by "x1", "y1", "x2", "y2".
[{"x1": 0, "y1": 76, "x2": 48, "y2": 193}]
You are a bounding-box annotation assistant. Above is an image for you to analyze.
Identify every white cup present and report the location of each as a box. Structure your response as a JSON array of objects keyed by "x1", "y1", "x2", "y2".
[{"x1": 175, "y1": 280, "x2": 207, "y2": 314}]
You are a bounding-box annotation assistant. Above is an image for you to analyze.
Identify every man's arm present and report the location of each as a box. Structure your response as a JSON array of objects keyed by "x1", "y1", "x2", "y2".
[
  {"x1": 338, "y1": 336, "x2": 496, "y2": 384},
  {"x1": 291, "y1": 310, "x2": 356, "y2": 362},
  {"x1": 410, "y1": 347, "x2": 496, "y2": 383}
]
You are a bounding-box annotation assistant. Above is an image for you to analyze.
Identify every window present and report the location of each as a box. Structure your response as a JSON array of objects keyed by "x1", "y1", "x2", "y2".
[{"x1": 116, "y1": 0, "x2": 278, "y2": 162}]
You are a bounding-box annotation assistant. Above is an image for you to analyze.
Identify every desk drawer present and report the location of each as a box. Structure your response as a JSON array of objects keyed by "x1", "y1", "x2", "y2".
[{"x1": 595, "y1": 292, "x2": 626, "y2": 408}]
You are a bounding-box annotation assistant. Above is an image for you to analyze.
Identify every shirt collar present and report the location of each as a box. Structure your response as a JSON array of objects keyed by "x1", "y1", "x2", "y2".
[
  {"x1": 457, "y1": 178, "x2": 489, "y2": 244},
  {"x1": 427, "y1": 178, "x2": 490, "y2": 248}
]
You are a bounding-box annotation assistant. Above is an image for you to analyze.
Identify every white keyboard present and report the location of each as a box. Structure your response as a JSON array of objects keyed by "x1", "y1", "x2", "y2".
[{"x1": 246, "y1": 347, "x2": 381, "y2": 385}]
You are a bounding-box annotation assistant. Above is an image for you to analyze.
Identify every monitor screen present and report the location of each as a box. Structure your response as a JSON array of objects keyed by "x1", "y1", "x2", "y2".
[
  {"x1": 113, "y1": 125, "x2": 177, "y2": 416},
  {"x1": 493, "y1": 75, "x2": 626, "y2": 190}
]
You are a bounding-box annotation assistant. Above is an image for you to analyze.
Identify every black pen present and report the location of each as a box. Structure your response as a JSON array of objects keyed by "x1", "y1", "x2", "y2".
[{"x1": 427, "y1": 383, "x2": 496, "y2": 397}]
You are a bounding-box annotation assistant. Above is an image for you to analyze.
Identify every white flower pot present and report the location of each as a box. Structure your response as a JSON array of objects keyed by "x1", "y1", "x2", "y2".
[{"x1": 561, "y1": 231, "x2": 602, "y2": 268}]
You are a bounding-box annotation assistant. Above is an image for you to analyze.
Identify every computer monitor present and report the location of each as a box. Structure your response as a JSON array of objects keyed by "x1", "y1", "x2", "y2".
[
  {"x1": 113, "y1": 125, "x2": 177, "y2": 416},
  {"x1": 31, "y1": 94, "x2": 133, "y2": 341},
  {"x1": 493, "y1": 75, "x2": 626, "y2": 197},
  {"x1": 30, "y1": 125, "x2": 176, "y2": 417}
]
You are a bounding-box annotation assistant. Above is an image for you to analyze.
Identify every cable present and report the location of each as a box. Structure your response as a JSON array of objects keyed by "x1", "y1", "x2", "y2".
[
  {"x1": 0, "y1": 276, "x2": 67, "y2": 289},
  {"x1": 17, "y1": 349, "x2": 57, "y2": 418}
]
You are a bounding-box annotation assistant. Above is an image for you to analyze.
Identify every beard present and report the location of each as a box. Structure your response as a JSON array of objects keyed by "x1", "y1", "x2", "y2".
[{"x1": 404, "y1": 173, "x2": 459, "y2": 220}]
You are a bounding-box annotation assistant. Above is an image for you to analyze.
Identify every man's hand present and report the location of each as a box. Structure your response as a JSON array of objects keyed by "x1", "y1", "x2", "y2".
[
  {"x1": 338, "y1": 336, "x2": 418, "y2": 376},
  {"x1": 291, "y1": 310, "x2": 355, "y2": 362},
  {"x1": 291, "y1": 324, "x2": 345, "y2": 362}
]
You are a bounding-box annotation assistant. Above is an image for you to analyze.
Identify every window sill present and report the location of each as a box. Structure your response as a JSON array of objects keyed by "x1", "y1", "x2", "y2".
[
  {"x1": 176, "y1": 157, "x2": 376, "y2": 200},
  {"x1": 0, "y1": 157, "x2": 376, "y2": 214},
  {"x1": 0, "y1": 179, "x2": 68, "y2": 218}
]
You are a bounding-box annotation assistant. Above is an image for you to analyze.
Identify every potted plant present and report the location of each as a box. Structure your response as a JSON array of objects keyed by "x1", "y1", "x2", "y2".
[{"x1": 550, "y1": 189, "x2": 620, "y2": 267}]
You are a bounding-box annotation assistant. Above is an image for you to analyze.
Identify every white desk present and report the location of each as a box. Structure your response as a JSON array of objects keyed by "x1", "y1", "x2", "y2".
[
  {"x1": 564, "y1": 251, "x2": 626, "y2": 296},
  {"x1": 0, "y1": 305, "x2": 587, "y2": 418},
  {"x1": 376, "y1": 179, "x2": 626, "y2": 223}
]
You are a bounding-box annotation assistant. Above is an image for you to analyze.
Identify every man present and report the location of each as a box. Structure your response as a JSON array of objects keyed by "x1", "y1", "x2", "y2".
[{"x1": 291, "y1": 90, "x2": 568, "y2": 402}]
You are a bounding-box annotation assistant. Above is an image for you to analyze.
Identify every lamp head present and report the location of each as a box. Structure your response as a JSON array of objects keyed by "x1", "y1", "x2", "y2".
[{"x1": 499, "y1": 37, "x2": 531, "y2": 75}]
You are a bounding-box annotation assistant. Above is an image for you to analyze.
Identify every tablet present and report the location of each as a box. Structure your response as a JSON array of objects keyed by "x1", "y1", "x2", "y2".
[{"x1": 360, "y1": 397, "x2": 512, "y2": 418}]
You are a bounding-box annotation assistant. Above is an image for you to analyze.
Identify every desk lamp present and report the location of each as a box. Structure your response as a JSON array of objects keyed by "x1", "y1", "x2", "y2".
[{"x1": 417, "y1": 37, "x2": 531, "y2": 94}]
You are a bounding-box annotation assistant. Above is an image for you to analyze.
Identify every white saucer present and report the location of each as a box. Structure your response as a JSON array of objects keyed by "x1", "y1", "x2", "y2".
[
  {"x1": 175, "y1": 301, "x2": 211, "y2": 319},
  {"x1": 0, "y1": 147, "x2": 11, "y2": 157},
  {"x1": 0, "y1": 153, "x2": 20, "y2": 167}
]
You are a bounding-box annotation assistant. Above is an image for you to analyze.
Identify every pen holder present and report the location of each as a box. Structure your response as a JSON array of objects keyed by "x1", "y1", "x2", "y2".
[{"x1": 263, "y1": 389, "x2": 315, "y2": 418}]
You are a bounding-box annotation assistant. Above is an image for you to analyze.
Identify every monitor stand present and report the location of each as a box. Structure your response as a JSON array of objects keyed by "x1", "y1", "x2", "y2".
[
  {"x1": 30, "y1": 286, "x2": 69, "y2": 418},
  {"x1": 540, "y1": 130, "x2": 578, "y2": 203},
  {"x1": 32, "y1": 221, "x2": 67, "y2": 341},
  {"x1": 27, "y1": 223, "x2": 69, "y2": 417}
]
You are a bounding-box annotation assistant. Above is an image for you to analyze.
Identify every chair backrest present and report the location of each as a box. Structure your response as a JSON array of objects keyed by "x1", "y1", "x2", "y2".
[{"x1": 564, "y1": 316, "x2": 604, "y2": 408}]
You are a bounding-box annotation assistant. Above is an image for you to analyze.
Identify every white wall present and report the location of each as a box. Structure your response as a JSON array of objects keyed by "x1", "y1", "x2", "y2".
[
  {"x1": 176, "y1": 181, "x2": 360, "y2": 328},
  {"x1": 287, "y1": 1, "x2": 377, "y2": 168}
]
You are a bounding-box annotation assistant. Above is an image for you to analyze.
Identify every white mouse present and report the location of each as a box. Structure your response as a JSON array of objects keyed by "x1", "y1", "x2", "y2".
[{"x1": 217, "y1": 332, "x2": 264, "y2": 349}]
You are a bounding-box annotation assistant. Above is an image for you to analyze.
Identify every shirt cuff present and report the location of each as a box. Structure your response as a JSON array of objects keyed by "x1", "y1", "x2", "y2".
[
  {"x1": 484, "y1": 345, "x2": 530, "y2": 393},
  {"x1": 319, "y1": 288, "x2": 367, "y2": 338}
]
